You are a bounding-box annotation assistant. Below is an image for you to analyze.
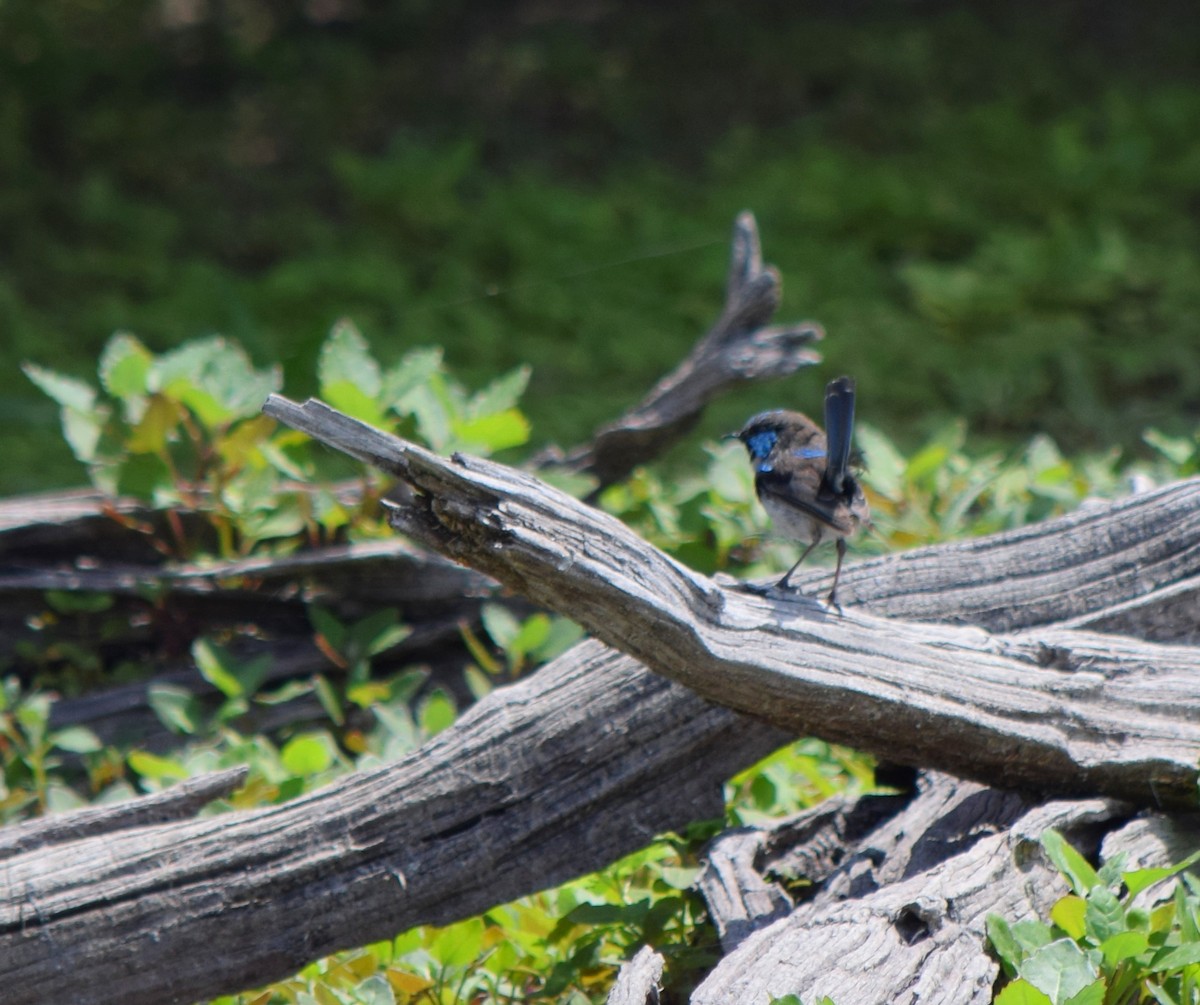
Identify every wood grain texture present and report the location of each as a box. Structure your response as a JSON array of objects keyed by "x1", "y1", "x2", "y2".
[
  {"x1": 264, "y1": 395, "x2": 1200, "y2": 808},
  {"x1": 0, "y1": 643, "x2": 787, "y2": 1005},
  {"x1": 2, "y1": 392, "x2": 1196, "y2": 1003}
]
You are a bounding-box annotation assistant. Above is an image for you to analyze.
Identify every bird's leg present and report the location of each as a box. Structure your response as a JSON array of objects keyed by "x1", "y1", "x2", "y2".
[
  {"x1": 826, "y1": 537, "x2": 847, "y2": 611},
  {"x1": 776, "y1": 539, "x2": 821, "y2": 590}
]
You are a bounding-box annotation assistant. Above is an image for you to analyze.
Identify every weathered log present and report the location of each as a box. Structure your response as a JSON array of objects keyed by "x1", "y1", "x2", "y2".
[
  {"x1": 692, "y1": 776, "x2": 1139, "y2": 1005},
  {"x1": 0, "y1": 641, "x2": 789, "y2": 1005},
  {"x1": 0, "y1": 766, "x2": 248, "y2": 860},
  {"x1": 263, "y1": 396, "x2": 1200, "y2": 808},
  {"x1": 2, "y1": 433, "x2": 1197, "y2": 1001}
]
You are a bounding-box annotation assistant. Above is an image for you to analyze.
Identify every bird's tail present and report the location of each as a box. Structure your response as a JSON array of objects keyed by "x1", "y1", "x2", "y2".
[{"x1": 823, "y1": 376, "x2": 856, "y2": 494}]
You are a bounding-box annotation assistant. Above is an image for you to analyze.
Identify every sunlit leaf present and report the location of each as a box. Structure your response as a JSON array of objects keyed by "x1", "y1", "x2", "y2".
[
  {"x1": 99, "y1": 332, "x2": 153, "y2": 399},
  {"x1": 281, "y1": 733, "x2": 337, "y2": 777},
  {"x1": 51, "y1": 726, "x2": 102, "y2": 754},
  {"x1": 128, "y1": 749, "x2": 189, "y2": 782},
  {"x1": 467, "y1": 364, "x2": 530, "y2": 419},
  {"x1": 22, "y1": 362, "x2": 96, "y2": 411},
  {"x1": 417, "y1": 689, "x2": 456, "y2": 736},
  {"x1": 147, "y1": 683, "x2": 202, "y2": 735}
]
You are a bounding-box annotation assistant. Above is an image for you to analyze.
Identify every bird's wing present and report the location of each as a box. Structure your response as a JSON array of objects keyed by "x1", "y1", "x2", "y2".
[{"x1": 755, "y1": 465, "x2": 845, "y2": 530}]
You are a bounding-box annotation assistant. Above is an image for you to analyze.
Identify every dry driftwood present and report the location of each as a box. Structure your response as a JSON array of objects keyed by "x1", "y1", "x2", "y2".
[
  {"x1": 264, "y1": 396, "x2": 1200, "y2": 809},
  {"x1": 606, "y1": 945, "x2": 666, "y2": 1005},
  {"x1": 0, "y1": 640, "x2": 790, "y2": 1005},
  {"x1": 0, "y1": 211, "x2": 819, "y2": 751},
  {"x1": 693, "y1": 778, "x2": 1126, "y2": 1005},
  {"x1": 2, "y1": 430, "x2": 1197, "y2": 1001}
]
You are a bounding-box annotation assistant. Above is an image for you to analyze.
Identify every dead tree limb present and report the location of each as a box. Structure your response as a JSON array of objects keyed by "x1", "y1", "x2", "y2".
[
  {"x1": 692, "y1": 775, "x2": 1145, "y2": 1005},
  {"x1": 0, "y1": 641, "x2": 788, "y2": 1005},
  {"x1": 263, "y1": 395, "x2": 1200, "y2": 809},
  {"x1": 554, "y1": 211, "x2": 823, "y2": 487},
  {"x1": 3, "y1": 396, "x2": 1197, "y2": 1001}
]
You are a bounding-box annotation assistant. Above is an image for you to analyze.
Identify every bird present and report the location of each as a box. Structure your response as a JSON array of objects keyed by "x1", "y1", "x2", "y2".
[{"x1": 729, "y1": 376, "x2": 869, "y2": 607}]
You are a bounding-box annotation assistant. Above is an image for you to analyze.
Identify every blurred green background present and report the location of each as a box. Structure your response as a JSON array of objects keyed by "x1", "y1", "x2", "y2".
[{"x1": 2, "y1": 0, "x2": 1198, "y2": 496}]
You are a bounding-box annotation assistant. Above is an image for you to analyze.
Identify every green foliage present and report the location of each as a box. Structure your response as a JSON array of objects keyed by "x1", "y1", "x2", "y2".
[
  {"x1": 4, "y1": 5, "x2": 1200, "y2": 495},
  {"x1": 988, "y1": 830, "x2": 1200, "y2": 1005},
  {"x1": 460, "y1": 603, "x2": 584, "y2": 695},
  {"x1": 0, "y1": 676, "x2": 102, "y2": 819},
  {"x1": 22, "y1": 324, "x2": 534, "y2": 558}
]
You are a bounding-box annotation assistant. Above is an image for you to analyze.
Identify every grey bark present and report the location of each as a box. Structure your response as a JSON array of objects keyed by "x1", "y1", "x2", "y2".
[
  {"x1": 2, "y1": 394, "x2": 1194, "y2": 1003},
  {"x1": 606, "y1": 945, "x2": 666, "y2": 1005},
  {"x1": 263, "y1": 396, "x2": 1200, "y2": 809}
]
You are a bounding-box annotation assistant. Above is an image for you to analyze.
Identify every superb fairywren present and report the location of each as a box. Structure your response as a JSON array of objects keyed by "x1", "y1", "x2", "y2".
[{"x1": 730, "y1": 376, "x2": 869, "y2": 606}]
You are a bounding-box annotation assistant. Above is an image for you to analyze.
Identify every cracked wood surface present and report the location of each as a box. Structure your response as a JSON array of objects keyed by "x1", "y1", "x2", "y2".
[
  {"x1": 264, "y1": 395, "x2": 1200, "y2": 808},
  {"x1": 2, "y1": 397, "x2": 1196, "y2": 1003}
]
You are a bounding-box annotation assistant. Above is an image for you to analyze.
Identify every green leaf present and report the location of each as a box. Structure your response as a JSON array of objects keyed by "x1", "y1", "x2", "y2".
[
  {"x1": 193, "y1": 639, "x2": 269, "y2": 701},
  {"x1": 467, "y1": 364, "x2": 531, "y2": 418},
  {"x1": 1051, "y1": 896, "x2": 1087, "y2": 940},
  {"x1": 855, "y1": 421, "x2": 907, "y2": 500},
  {"x1": 1082, "y1": 886, "x2": 1124, "y2": 943},
  {"x1": 1020, "y1": 938, "x2": 1098, "y2": 1004},
  {"x1": 319, "y1": 319, "x2": 381, "y2": 398},
  {"x1": 533, "y1": 617, "x2": 584, "y2": 662},
  {"x1": 450, "y1": 409, "x2": 530, "y2": 453},
  {"x1": 1143, "y1": 428, "x2": 1196, "y2": 466},
  {"x1": 309, "y1": 606, "x2": 347, "y2": 653},
  {"x1": 99, "y1": 332, "x2": 153, "y2": 399},
  {"x1": 463, "y1": 664, "x2": 493, "y2": 701},
  {"x1": 147, "y1": 683, "x2": 202, "y2": 735},
  {"x1": 22, "y1": 361, "x2": 96, "y2": 411},
  {"x1": 381, "y1": 347, "x2": 444, "y2": 410},
  {"x1": 509, "y1": 613, "x2": 552, "y2": 658},
  {"x1": 430, "y1": 917, "x2": 484, "y2": 967},
  {"x1": 114, "y1": 452, "x2": 175, "y2": 502},
  {"x1": 318, "y1": 320, "x2": 387, "y2": 423},
  {"x1": 281, "y1": 733, "x2": 336, "y2": 777},
  {"x1": 128, "y1": 749, "x2": 189, "y2": 782},
  {"x1": 350, "y1": 975, "x2": 396, "y2": 1005},
  {"x1": 1041, "y1": 830, "x2": 1099, "y2": 896},
  {"x1": 51, "y1": 725, "x2": 102, "y2": 754},
  {"x1": 313, "y1": 673, "x2": 344, "y2": 727},
  {"x1": 1098, "y1": 930, "x2": 1149, "y2": 965},
  {"x1": 1063, "y1": 979, "x2": 1106, "y2": 1005},
  {"x1": 126, "y1": 394, "x2": 181, "y2": 454},
  {"x1": 1147, "y1": 942, "x2": 1200, "y2": 973},
  {"x1": 193, "y1": 638, "x2": 245, "y2": 699},
  {"x1": 152, "y1": 337, "x2": 281, "y2": 428},
  {"x1": 418, "y1": 689, "x2": 456, "y2": 735},
  {"x1": 62, "y1": 404, "x2": 107, "y2": 463},
  {"x1": 481, "y1": 603, "x2": 522, "y2": 651},
  {"x1": 1124, "y1": 848, "x2": 1200, "y2": 896}
]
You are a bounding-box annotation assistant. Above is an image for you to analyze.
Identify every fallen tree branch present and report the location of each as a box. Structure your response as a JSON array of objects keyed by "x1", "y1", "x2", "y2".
[
  {"x1": 0, "y1": 641, "x2": 788, "y2": 1005},
  {"x1": 263, "y1": 395, "x2": 1200, "y2": 808},
  {"x1": 4, "y1": 412, "x2": 1195, "y2": 1002},
  {"x1": 0, "y1": 766, "x2": 248, "y2": 861},
  {"x1": 555, "y1": 211, "x2": 823, "y2": 487},
  {"x1": 4, "y1": 398, "x2": 1198, "y2": 1003},
  {"x1": 692, "y1": 775, "x2": 1138, "y2": 1004}
]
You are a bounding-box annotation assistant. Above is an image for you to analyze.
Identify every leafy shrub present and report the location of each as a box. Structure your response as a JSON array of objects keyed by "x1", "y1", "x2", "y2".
[{"x1": 988, "y1": 830, "x2": 1200, "y2": 1005}]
